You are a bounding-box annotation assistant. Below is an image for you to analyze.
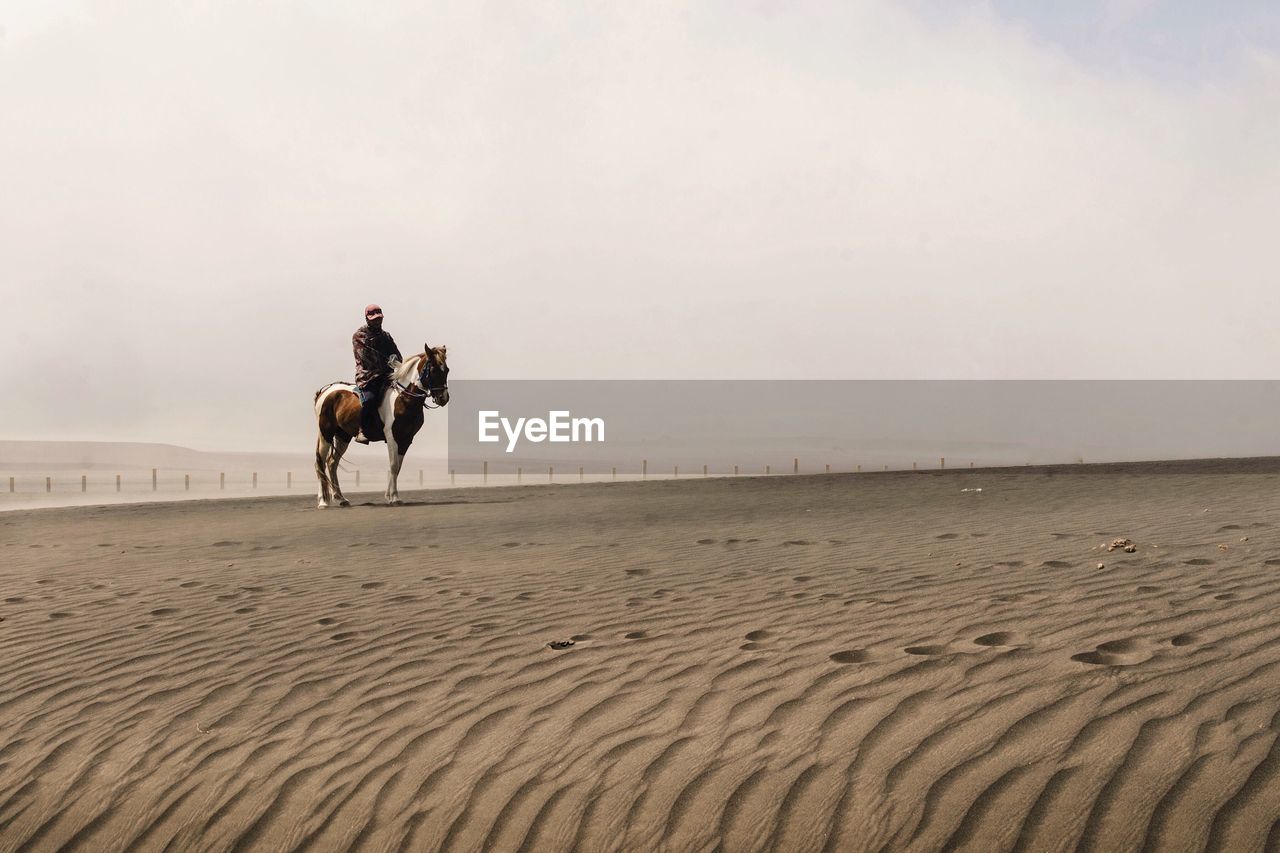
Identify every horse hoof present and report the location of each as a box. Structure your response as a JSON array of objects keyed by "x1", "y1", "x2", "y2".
[
  {"x1": 317, "y1": 503, "x2": 328, "y2": 509},
  {"x1": 339, "y1": 499, "x2": 351, "y2": 507},
  {"x1": 389, "y1": 499, "x2": 403, "y2": 507}
]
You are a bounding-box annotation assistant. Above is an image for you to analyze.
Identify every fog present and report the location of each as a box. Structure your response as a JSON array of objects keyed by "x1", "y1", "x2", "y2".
[{"x1": 2, "y1": 1, "x2": 1278, "y2": 452}]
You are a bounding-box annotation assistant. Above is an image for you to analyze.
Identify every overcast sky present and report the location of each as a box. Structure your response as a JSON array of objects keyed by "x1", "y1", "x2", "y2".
[{"x1": 2, "y1": 1, "x2": 1278, "y2": 451}]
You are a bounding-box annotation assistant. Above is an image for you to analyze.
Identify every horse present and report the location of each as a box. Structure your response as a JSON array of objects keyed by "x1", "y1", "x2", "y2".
[{"x1": 313, "y1": 345, "x2": 449, "y2": 508}]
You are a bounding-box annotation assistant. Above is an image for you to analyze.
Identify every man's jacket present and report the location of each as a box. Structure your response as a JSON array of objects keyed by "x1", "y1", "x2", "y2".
[{"x1": 352, "y1": 324, "x2": 403, "y2": 387}]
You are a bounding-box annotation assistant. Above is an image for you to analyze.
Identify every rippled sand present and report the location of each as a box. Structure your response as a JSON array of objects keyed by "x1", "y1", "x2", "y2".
[{"x1": 2, "y1": 459, "x2": 1279, "y2": 851}]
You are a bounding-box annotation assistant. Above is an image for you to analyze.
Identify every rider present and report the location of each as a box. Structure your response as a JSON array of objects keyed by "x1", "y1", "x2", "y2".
[{"x1": 352, "y1": 303, "x2": 402, "y2": 444}]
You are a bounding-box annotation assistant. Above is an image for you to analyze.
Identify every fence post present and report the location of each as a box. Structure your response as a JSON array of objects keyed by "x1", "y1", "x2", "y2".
[
  {"x1": 116, "y1": 474, "x2": 121, "y2": 492},
  {"x1": 8, "y1": 476, "x2": 13, "y2": 493},
  {"x1": 287, "y1": 471, "x2": 292, "y2": 488},
  {"x1": 220, "y1": 472, "x2": 225, "y2": 490},
  {"x1": 703, "y1": 464, "x2": 708, "y2": 477},
  {"x1": 81, "y1": 474, "x2": 87, "y2": 493},
  {"x1": 450, "y1": 469, "x2": 455, "y2": 486},
  {"x1": 549, "y1": 466, "x2": 554, "y2": 483},
  {"x1": 971, "y1": 461, "x2": 974, "y2": 468},
  {"x1": 734, "y1": 465, "x2": 738, "y2": 476},
  {"x1": 483, "y1": 461, "x2": 488, "y2": 486},
  {"x1": 152, "y1": 468, "x2": 157, "y2": 491},
  {"x1": 185, "y1": 474, "x2": 190, "y2": 491},
  {"x1": 611, "y1": 466, "x2": 616, "y2": 481},
  {"x1": 674, "y1": 465, "x2": 678, "y2": 478},
  {"x1": 579, "y1": 466, "x2": 584, "y2": 482},
  {"x1": 517, "y1": 467, "x2": 522, "y2": 484},
  {"x1": 642, "y1": 459, "x2": 647, "y2": 480},
  {"x1": 794, "y1": 457, "x2": 799, "y2": 474},
  {"x1": 46, "y1": 476, "x2": 51, "y2": 493},
  {"x1": 912, "y1": 461, "x2": 917, "y2": 471},
  {"x1": 940, "y1": 457, "x2": 945, "y2": 469},
  {"x1": 825, "y1": 464, "x2": 830, "y2": 474},
  {"x1": 765, "y1": 465, "x2": 770, "y2": 475},
  {"x1": 856, "y1": 464, "x2": 861, "y2": 473}
]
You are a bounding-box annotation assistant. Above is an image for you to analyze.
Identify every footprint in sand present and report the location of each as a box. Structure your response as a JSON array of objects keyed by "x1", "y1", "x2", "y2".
[
  {"x1": 1042, "y1": 560, "x2": 1073, "y2": 569},
  {"x1": 783, "y1": 540, "x2": 812, "y2": 546},
  {"x1": 1214, "y1": 593, "x2": 1237, "y2": 601},
  {"x1": 330, "y1": 632, "x2": 358, "y2": 643},
  {"x1": 935, "y1": 533, "x2": 960, "y2": 540},
  {"x1": 696, "y1": 539, "x2": 716, "y2": 545},
  {"x1": 149, "y1": 608, "x2": 179, "y2": 617},
  {"x1": 973, "y1": 631, "x2": 1027, "y2": 648},
  {"x1": 624, "y1": 630, "x2": 647, "y2": 639},
  {"x1": 1071, "y1": 637, "x2": 1152, "y2": 666},
  {"x1": 1170, "y1": 633, "x2": 1200, "y2": 647},
  {"x1": 361, "y1": 582, "x2": 386, "y2": 589},
  {"x1": 744, "y1": 629, "x2": 772, "y2": 642},
  {"x1": 829, "y1": 649, "x2": 871, "y2": 664},
  {"x1": 625, "y1": 568, "x2": 651, "y2": 577},
  {"x1": 1185, "y1": 559, "x2": 1214, "y2": 566}
]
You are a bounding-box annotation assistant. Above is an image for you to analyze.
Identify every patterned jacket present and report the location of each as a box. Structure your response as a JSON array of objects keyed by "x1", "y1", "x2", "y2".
[{"x1": 352, "y1": 324, "x2": 403, "y2": 388}]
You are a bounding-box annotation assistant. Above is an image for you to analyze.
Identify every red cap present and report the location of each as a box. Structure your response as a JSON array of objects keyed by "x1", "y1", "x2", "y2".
[{"x1": 364, "y1": 303, "x2": 383, "y2": 319}]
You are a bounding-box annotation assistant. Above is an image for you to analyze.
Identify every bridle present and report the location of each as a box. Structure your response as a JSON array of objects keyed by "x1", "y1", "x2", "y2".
[{"x1": 394, "y1": 353, "x2": 449, "y2": 410}]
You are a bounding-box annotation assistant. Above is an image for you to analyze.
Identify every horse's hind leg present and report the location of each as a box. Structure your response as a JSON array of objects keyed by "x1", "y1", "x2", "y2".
[
  {"x1": 315, "y1": 434, "x2": 333, "y2": 508},
  {"x1": 329, "y1": 437, "x2": 352, "y2": 507}
]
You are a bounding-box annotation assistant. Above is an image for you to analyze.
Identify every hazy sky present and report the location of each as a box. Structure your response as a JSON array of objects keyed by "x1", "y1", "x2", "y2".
[{"x1": 2, "y1": 1, "x2": 1278, "y2": 450}]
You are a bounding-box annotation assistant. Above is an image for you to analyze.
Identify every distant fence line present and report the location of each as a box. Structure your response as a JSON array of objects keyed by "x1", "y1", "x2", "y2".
[
  {"x1": 5, "y1": 456, "x2": 1043, "y2": 496},
  {"x1": 448, "y1": 456, "x2": 992, "y2": 486}
]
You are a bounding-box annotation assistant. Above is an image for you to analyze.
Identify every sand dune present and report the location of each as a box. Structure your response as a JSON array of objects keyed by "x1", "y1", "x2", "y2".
[{"x1": 2, "y1": 459, "x2": 1280, "y2": 851}]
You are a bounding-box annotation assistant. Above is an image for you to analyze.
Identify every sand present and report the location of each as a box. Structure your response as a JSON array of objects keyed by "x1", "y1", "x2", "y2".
[{"x1": 2, "y1": 459, "x2": 1279, "y2": 851}]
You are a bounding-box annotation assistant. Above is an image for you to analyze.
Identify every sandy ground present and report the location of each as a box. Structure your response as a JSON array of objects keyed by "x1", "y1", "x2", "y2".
[{"x1": 2, "y1": 459, "x2": 1279, "y2": 851}]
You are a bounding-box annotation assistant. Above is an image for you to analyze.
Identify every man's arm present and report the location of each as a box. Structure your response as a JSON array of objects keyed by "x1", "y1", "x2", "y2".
[
  {"x1": 353, "y1": 330, "x2": 379, "y2": 380},
  {"x1": 386, "y1": 333, "x2": 403, "y2": 362}
]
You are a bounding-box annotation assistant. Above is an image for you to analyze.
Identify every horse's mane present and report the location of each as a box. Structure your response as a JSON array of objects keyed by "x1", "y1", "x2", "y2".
[
  {"x1": 391, "y1": 353, "x2": 425, "y2": 384},
  {"x1": 392, "y1": 347, "x2": 446, "y2": 384}
]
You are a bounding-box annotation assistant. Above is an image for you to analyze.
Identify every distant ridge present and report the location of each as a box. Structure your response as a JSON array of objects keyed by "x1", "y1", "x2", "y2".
[{"x1": 0, "y1": 440, "x2": 400, "y2": 472}]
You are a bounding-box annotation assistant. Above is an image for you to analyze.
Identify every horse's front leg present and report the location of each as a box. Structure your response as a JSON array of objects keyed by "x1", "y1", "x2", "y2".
[{"x1": 385, "y1": 435, "x2": 404, "y2": 505}]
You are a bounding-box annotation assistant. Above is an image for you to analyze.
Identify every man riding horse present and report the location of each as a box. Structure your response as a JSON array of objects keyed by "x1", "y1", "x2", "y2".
[
  {"x1": 352, "y1": 303, "x2": 402, "y2": 444},
  {"x1": 314, "y1": 307, "x2": 449, "y2": 507}
]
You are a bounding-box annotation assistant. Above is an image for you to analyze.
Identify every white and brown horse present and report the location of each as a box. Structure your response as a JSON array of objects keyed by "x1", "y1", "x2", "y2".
[{"x1": 313, "y1": 345, "x2": 449, "y2": 507}]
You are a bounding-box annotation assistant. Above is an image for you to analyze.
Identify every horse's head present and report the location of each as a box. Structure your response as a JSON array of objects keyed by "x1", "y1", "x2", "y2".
[{"x1": 419, "y1": 344, "x2": 450, "y2": 407}]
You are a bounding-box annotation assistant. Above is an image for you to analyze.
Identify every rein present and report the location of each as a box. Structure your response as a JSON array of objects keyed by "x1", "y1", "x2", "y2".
[{"x1": 392, "y1": 354, "x2": 448, "y2": 410}]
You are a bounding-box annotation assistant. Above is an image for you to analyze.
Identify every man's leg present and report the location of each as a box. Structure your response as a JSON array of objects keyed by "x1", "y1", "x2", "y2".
[{"x1": 357, "y1": 382, "x2": 386, "y2": 442}]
